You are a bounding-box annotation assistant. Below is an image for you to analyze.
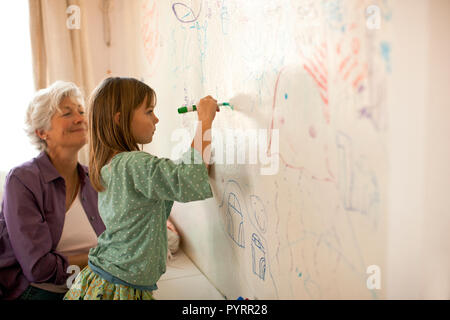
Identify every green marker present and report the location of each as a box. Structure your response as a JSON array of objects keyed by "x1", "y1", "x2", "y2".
[{"x1": 178, "y1": 102, "x2": 232, "y2": 114}]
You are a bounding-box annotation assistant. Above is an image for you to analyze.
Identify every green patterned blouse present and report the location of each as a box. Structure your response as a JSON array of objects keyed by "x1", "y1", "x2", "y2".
[{"x1": 88, "y1": 147, "x2": 213, "y2": 287}]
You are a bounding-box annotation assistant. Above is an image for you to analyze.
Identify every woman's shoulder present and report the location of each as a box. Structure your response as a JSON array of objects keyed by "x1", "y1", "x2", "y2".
[
  {"x1": 6, "y1": 154, "x2": 43, "y2": 182},
  {"x1": 2, "y1": 154, "x2": 46, "y2": 195}
]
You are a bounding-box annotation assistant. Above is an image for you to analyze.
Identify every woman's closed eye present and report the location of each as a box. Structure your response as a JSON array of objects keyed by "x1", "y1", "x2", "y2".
[{"x1": 63, "y1": 110, "x2": 84, "y2": 117}]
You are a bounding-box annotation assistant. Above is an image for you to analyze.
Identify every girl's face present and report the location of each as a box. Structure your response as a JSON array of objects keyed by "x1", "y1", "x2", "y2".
[{"x1": 131, "y1": 95, "x2": 159, "y2": 144}]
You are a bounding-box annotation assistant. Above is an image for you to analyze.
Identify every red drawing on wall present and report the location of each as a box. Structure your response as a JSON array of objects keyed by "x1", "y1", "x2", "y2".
[
  {"x1": 336, "y1": 35, "x2": 368, "y2": 91},
  {"x1": 301, "y1": 42, "x2": 330, "y2": 125}
]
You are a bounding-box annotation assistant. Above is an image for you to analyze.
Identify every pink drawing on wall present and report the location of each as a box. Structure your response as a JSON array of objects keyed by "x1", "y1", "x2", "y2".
[
  {"x1": 336, "y1": 34, "x2": 368, "y2": 91},
  {"x1": 300, "y1": 42, "x2": 330, "y2": 125},
  {"x1": 141, "y1": 1, "x2": 160, "y2": 76}
]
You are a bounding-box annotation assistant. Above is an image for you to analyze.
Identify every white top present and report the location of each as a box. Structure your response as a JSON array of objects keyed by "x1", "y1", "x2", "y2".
[{"x1": 30, "y1": 190, "x2": 98, "y2": 293}]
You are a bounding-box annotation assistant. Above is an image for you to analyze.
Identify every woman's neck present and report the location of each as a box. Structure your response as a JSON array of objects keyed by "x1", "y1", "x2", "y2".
[{"x1": 46, "y1": 148, "x2": 79, "y2": 179}]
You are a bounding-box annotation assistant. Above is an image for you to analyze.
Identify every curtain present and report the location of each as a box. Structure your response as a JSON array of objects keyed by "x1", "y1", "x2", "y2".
[
  {"x1": 28, "y1": 0, "x2": 96, "y2": 93},
  {"x1": 28, "y1": 0, "x2": 107, "y2": 165},
  {"x1": 28, "y1": 0, "x2": 147, "y2": 165}
]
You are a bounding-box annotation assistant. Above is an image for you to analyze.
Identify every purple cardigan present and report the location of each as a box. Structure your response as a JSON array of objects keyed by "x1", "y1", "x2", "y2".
[{"x1": 0, "y1": 152, "x2": 105, "y2": 300}]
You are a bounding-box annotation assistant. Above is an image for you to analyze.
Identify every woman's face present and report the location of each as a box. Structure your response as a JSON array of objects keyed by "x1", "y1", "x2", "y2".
[
  {"x1": 130, "y1": 95, "x2": 159, "y2": 144},
  {"x1": 40, "y1": 96, "x2": 88, "y2": 152}
]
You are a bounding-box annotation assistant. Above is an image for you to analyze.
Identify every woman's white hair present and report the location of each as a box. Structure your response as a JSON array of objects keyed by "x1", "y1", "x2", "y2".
[{"x1": 25, "y1": 81, "x2": 84, "y2": 151}]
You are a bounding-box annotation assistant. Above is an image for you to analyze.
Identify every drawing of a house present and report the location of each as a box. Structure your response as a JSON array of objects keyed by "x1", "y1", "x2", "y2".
[
  {"x1": 251, "y1": 233, "x2": 266, "y2": 280},
  {"x1": 226, "y1": 192, "x2": 245, "y2": 248}
]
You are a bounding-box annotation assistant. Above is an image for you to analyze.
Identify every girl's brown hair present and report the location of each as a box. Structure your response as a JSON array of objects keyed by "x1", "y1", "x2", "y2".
[{"x1": 89, "y1": 77, "x2": 156, "y2": 192}]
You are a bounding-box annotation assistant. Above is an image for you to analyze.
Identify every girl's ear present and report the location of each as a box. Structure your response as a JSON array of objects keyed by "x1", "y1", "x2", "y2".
[{"x1": 114, "y1": 112, "x2": 120, "y2": 125}]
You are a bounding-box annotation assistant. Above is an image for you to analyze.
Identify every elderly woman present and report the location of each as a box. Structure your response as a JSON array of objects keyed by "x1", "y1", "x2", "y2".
[{"x1": 0, "y1": 81, "x2": 105, "y2": 300}]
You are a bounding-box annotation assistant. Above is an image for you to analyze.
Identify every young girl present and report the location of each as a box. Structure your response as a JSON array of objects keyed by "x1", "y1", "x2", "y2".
[{"x1": 64, "y1": 77, "x2": 218, "y2": 300}]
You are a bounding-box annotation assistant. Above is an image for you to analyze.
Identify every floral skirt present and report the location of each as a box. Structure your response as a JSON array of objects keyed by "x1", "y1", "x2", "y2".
[{"x1": 63, "y1": 266, "x2": 154, "y2": 300}]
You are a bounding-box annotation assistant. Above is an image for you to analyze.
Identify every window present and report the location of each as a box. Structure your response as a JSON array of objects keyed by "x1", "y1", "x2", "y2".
[{"x1": 0, "y1": 1, "x2": 37, "y2": 172}]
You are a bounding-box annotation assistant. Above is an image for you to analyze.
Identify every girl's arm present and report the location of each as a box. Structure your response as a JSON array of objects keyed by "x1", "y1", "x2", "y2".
[
  {"x1": 191, "y1": 120, "x2": 213, "y2": 171},
  {"x1": 190, "y1": 96, "x2": 218, "y2": 172}
]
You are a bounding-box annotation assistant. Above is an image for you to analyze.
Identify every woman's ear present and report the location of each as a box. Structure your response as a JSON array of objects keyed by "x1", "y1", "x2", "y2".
[
  {"x1": 35, "y1": 129, "x2": 47, "y2": 141},
  {"x1": 114, "y1": 112, "x2": 120, "y2": 126}
]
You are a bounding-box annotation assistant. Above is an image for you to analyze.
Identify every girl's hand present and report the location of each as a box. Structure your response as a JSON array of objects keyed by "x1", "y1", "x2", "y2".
[{"x1": 196, "y1": 96, "x2": 219, "y2": 123}]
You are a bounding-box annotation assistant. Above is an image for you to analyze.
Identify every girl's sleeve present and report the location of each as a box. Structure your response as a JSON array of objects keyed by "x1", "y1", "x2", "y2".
[
  {"x1": 128, "y1": 147, "x2": 213, "y2": 202},
  {"x1": 2, "y1": 174, "x2": 69, "y2": 284}
]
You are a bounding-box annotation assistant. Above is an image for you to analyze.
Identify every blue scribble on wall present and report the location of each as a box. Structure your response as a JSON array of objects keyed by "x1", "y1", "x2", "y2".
[
  {"x1": 336, "y1": 132, "x2": 381, "y2": 229},
  {"x1": 303, "y1": 272, "x2": 322, "y2": 299},
  {"x1": 322, "y1": 0, "x2": 344, "y2": 31},
  {"x1": 251, "y1": 233, "x2": 266, "y2": 280},
  {"x1": 172, "y1": 2, "x2": 202, "y2": 23},
  {"x1": 226, "y1": 192, "x2": 245, "y2": 248},
  {"x1": 380, "y1": 41, "x2": 392, "y2": 73},
  {"x1": 249, "y1": 195, "x2": 267, "y2": 233},
  {"x1": 382, "y1": 0, "x2": 393, "y2": 21},
  {"x1": 220, "y1": 0, "x2": 230, "y2": 35}
]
